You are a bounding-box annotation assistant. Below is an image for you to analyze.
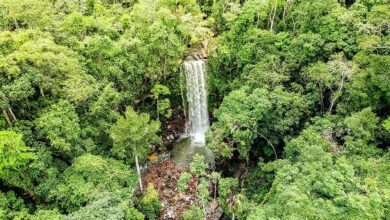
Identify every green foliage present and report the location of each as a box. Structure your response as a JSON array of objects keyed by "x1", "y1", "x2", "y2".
[
  {"x1": 82, "y1": 83, "x2": 122, "y2": 153},
  {"x1": 303, "y1": 53, "x2": 353, "y2": 113},
  {"x1": 36, "y1": 100, "x2": 83, "y2": 159},
  {"x1": 197, "y1": 178, "x2": 210, "y2": 208},
  {"x1": 67, "y1": 194, "x2": 130, "y2": 220},
  {"x1": 0, "y1": 191, "x2": 30, "y2": 219},
  {"x1": 30, "y1": 209, "x2": 65, "y2": 220},
  {"x1": 49, "y1": 154, "x2": 138, "y2": 213},
  {"x1": 207, "y1": 87, "x2": 308, "y2": 160},
  {"x1": 247, "y1": 117, "x2": 390, "y2": 219},
  {"x1": 0, "y1": 0, "x2": 55, "y2": 30},
  {"x1": 137, "y1": 184, "x2": 161, "y2": 220},
  {"x1": 152, "y1": 84, "x2": 170, "y2": 99},
  {"x1": 209, "y1": 171, "x2": 221, "y2": 199},
  {"x1": 110, "y1": 107, "x2": 160, "y2": 164},
  {"x1": 217, "y1": 177, "x2": 241, "y2": 217},
  {"x1": 344, "y1": 108, "x2": 380, "y2": 156},
  {"x1": 0, "y1": 1, "x2": 213, "y2": 217},
  {"x1": 209, "y1": 0, "x2": 241, "y2": 32},
  {"x1": 126, "y1": 207, "x2": 145, "y2": 220},
  {"x1": 189, "y1": 154, "x2": 208, "y2": 177},
  {"x1": 182, "y1": 205, "x2": 204, "y2": 220},
  {"x1": 0, "y1": 30, "x2": 85, "y2": 97},
  {"x1": 0, "y1": 130, "x2": 35, "y2": 190},
  {"x1": 210, "y1": 172, "x2": 221, "y2": 183},
  {"x1": 152, "y1": 84, "x2": 172, "y2": 119},
  {"x1": 207, "y1": 2, "x2": 390, "y2": 217},
  {"x1": 218, "y1": 177, "x2": 238, "y2": 200},
  {"x1": 384, "y1": 117, "x2": 390, "y2": 132},
  {"x1": 180, "y1": 154, "x2": 233, "y2": 219},
  {"x1": 178, "y1": 172, "x2": 192, "y2": 192},
  {"x1": 0, "y1": 0, "x2": 389, "y2": 219}
]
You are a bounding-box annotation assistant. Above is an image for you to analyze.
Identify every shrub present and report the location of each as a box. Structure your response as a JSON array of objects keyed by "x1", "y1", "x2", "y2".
[
  {"x1": 189, "y1": 154, "x2": 208, "y2": 177},
  {"x1": 137, "y1": 184, "x2": 161, "y2": 219},
  {"x1": 178, "y1": 172, "x2": 192, "y2": 192},
  {"x1": 182, "y1": 205, "x2": 204, "y2": 220}
]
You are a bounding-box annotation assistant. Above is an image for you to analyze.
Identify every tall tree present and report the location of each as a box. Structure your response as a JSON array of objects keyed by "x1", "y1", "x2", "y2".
[{"x1": 110, "y1": 107, "x2": 160, "y2": 191}]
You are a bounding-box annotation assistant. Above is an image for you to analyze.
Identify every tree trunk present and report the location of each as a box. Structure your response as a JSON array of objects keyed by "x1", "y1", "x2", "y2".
[
  {"x1": 214, "y1": 182, "x2": 217, "y2": 200},
  {"x1": 3, "y1": 110, "x2": 11, "y2": 126},
  {"x1": 328, "y1": 74, "x2": 347, "y2": 114},
  {"x1": 39, "y1": 86, "x2": 45, "y2": 97},
  {"x1": 8, "y1": 107, "x2": 16, "y2": 121},
  {"x1": 283, "y1": 0, "x2": 292, "y2": 21},
  {"x1": 269, "y1": 0, "x2": 278, "y2": 31},
  {"x1": 156, "y1": 99, "x2": 160, "y2": 121},
  {"x1": 135, "y1": 155, "x2": 143, "y2": 191}
]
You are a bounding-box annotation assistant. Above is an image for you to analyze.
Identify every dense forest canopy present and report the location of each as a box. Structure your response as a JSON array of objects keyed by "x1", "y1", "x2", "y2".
[{"x1": 0, "y1": 0, "x2": 389, "y2": 219}]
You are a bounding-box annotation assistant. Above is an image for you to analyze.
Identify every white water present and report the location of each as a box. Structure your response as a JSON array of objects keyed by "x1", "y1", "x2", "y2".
[{"x1": 183, "y1": 60, "x2": 209, "y2": 143}]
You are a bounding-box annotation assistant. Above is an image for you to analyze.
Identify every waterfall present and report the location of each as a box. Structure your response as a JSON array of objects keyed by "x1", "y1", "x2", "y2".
[
  {"x1": 183, "y1": 60, "x2": 209, "y2": 143},
  {"x1": 172, "y1": 59, "x2": 214, "y2": 166}
]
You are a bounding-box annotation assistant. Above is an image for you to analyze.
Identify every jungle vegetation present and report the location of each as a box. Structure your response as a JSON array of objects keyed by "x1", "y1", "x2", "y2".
[{"x1": 0, "y1": 0, "x2": 389, "y2": 219}]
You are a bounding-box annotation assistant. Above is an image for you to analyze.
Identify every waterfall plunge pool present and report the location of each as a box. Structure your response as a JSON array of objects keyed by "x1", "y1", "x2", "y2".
[{"x1": 172, "y1": 136, "x2": 215, "y2": 167}]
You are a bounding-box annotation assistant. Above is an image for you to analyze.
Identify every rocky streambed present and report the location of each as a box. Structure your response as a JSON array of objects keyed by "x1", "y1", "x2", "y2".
[{"x1": 142, "y1": 158, "x2": 223, "y2": 220}]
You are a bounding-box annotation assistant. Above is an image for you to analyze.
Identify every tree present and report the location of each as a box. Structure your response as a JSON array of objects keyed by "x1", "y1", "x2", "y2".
[
  {"x1": 110, "y1": 107, "x2": 160, "y2": 191},
  {"x1": 152, "y1": 84, "x2": 172, "y2": 120},
  {"x1": 36, "y1": 100, "x2": 83, "y2": 159},
  {"x1": 210, "y1": 172, "x2": 221, "y2": 200},
  {"x1": 82, "y1": 83, "x2": 122, "y2": 153},
  {"x1": 189, "y1": 154, "x2": 208, "y2": 177},
  {"x1": 183, "y1": 205, "x2": 204, "y2": 220},
  {"x1": 49, "y1": 154, "x2": 138, "y2": 213},
  {"x1": 207, "y1": 86, "x2": 308, "y2": 160},
  {"x1": 384, "y1": 117, "x2": 390, "y2": 132},
  {"x1": 246, "y1": 117, "x2": 390, "y2": 219},
  {"x1": 0, "y1": 191, "x2": 30, "y2": 219},
  {"x1": 67, "y1": 194, "x2": 141, "y2": 220},
  {"x1": 343, "y1": 108, "x2": 380, "y2": 156},
  {"x1": 304, "y1": 53, "x2": 353, "y2": 114},
  {"x1": 218, "y1": 177, "x2": 240, "y2": 218},
  {"x1": 0, "y1": 130, "x2": 35, "y2": 191},
  {"x1": 0, "y1": 92, "x2": 11, "y2": 126},
  {"x1": 0, "y1": 0, "x2": 55, "y2": 31},
  {"x1": 30, "y1": 209, "x2": 65, "y2": 220}
]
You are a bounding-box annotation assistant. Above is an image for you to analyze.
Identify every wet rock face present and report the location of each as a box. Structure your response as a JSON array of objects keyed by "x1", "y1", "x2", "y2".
[
  {"x1": 161, "y1": 106, "x2": 185, "y2": 148},
  {"x1": 185, "y1": 40, "x2": 209, "y2": 60}
]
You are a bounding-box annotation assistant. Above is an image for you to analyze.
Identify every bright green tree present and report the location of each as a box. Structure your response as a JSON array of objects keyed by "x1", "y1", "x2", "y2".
[
  {"x1": 110, "y1": 107, "x2": 160, "y2": 191},
  {"x1": 0, "y1": 130, "x2": 35, "y2": 191},
  {"x1": 36, "y1": 100, "x2": 83, "y2": 159}
]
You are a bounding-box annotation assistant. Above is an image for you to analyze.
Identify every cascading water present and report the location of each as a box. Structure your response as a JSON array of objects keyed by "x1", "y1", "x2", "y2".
[
  {"x1": 183, "y1": 60, "x2": 209, "y2": 143},
  {"x1": 172, "y1": 59, "x2": 214, "y2": 166}
]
